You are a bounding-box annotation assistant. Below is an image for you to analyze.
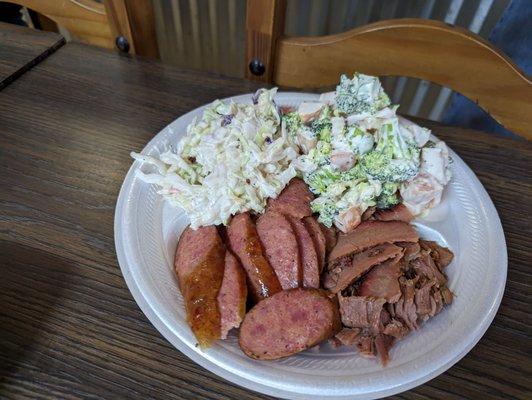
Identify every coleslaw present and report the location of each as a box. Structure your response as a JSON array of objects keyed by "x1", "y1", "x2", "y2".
[{"x1": 131, "y1": 88, "x2": 299, "y2": 228}]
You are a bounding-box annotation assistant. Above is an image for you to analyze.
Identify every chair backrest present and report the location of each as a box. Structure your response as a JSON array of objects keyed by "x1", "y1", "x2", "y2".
[
  {"x1": 245, "y1": 0, "x2": 531, "y2": 139},
  {"x1": 10, "y1": 0, "x2": 158, "y2": 58}
]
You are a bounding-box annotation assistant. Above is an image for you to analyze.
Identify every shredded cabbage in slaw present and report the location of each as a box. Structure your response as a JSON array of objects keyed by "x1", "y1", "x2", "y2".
[{"x1": 131, "y1": 89, "x2": 299, "y2": 228}]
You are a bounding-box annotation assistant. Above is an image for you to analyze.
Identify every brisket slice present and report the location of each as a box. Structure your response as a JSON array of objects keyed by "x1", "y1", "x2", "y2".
[
  {"x1": 383, "y1": 319, "x2": 409, "y2": 339},
  {"x1": 335, "y1": 328, "x2": 362, "y2": 346},
  {"x1": 374, "y1": 334, "x2": 395, "y2": 366},
  {"x1": 357, "y1": 254, "x2": 403, "y2": 303},
  {"x1": 398, "y1": 241, "x2": 421, "y2": 263},
  {"x1": 329, "y1": 221, "x2": 419, "y2": 262},
  {"x1": 411, "y1": 252, "x2": 447, "y2": 286},
  {"x1": 338, "y1": 295, "x2": 386, "y2": 335},
  {"x1": 324, "y1": 243, "x2": 403, "y2": 294},
  {"x1": 420, "y1": 240, "x2": 454, "y2": 268},
  {"x1": 393, "y1": 277, "x2": 419, "y2": 331},
  {"x1": 374, "y1": 204, "x2": 414, "y2": 223},
  {"x1": 414, "y1": 279, "x2": 435, "y2": 321}
]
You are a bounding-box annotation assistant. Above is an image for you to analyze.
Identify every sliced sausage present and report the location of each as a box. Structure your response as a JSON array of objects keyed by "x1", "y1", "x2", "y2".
[
  {"x1": 257, "y1": 211, "x2": 301, "y2": 289},
  {"x1": 218, "y1": 251, "x2": 248, "y2": 339},
  {"x1": 239, "y1": 288, "x2": 341, "y2": 360},
  {"x1": 174, "y1": 226, "x2": 225, "y2": 348},
  {"x1": 288, "y1": 215, "x2": 319, "y2": 288},
  {"x1": 266, "y1": 178, "x2": 313, "y2": 219},
  {"x1": 304, "y1": 216, "x2": 327, "y2": 273},
  {"x1": 319, "y1": 222, "x2": 337, "y2": 254},
  {"x1": 227, "y1": 213, "x2": 282, "y2": 302}
]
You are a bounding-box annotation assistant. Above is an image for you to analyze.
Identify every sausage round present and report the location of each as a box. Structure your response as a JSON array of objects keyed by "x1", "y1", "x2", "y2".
[
  {"x1": 304, "y1": 216, "x2": 327, "y2": 273},
  {"x1": 239, "y1": 288, "x2": 341, "y2": 360},
  {"x1": 227, "y1": 213, "x2": 282, "y2": 302},
  {"x1": 266, "y1": 178, "x2": 314, "y2": 219},
  {"x1": 174, "y1": 225, "x2": 225, "y2": 348},
  {"x1": 287, "y1": 215, "x2": 319, "y2": 288},
  {"x1": 218, "y1": 251, "x2": 248, "y2": 339},
  {"x1": 257, "y1": 211, "x2": 301, "y2": 289}
]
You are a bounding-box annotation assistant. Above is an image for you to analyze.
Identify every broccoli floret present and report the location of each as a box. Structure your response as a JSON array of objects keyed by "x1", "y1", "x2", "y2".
[
  {"x1": 361, "y1": 151, "x2": 418, "y2": 182},
  {"x1": 376, "y1": 182, "x2": 400, "y2": 209},
  {"x1": 334, "y1": 74, "x2": 391, "y2": 115},
  {"x1": 310, "y1": 198, "x2": 337, "y2": 228},
  {"x1": 305, "y1": 165, "x2": 341, "y2": 195},
  {"x1": 283, "y1": 112, "x2": 302, "y2": 138},
  {"x1": 375, "y1": 122, "x2": 420, "y2": 161},
  {"x1": 308, "y1": 141, "x2": 331, "y2": 166},
  {"x1": 311, "y1": 119, "x2": 332, "y2": 142},
  {"x1": 341, "y1": 163, "x2": 366, "y2": 182}
]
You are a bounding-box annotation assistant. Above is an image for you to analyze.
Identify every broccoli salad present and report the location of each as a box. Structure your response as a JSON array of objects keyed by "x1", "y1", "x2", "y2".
[
  {"x1": 131, "y1": 88, "x2": 299, "y2": 228},
  {"x1": 287, "y1": 73, "x2": 451, "y2": 232},
  {"x1": 131, "y1": 73, "x2": 451, "y2": 231}
]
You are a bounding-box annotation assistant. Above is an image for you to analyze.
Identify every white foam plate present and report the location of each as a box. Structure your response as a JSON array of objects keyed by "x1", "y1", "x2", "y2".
[{"x1": 114, "y1": 93, "x2": 507, "y2": 399}]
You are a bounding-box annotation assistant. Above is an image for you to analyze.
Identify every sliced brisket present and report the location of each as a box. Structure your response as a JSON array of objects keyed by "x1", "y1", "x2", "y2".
[
  {"x1": 329, "y1": 221, "x2": 419, "y2": 262},
  {"x1": 324, "y1": 243, "x2": 403, "y2": 294},
  {"x1": 420, "y1": 240, "x2": 454, "y2": 269},
  {"x1": 358, "y1": 254, "x2": 403, "y2": 302},
  {"x1": 374, "y1": 204, "x2": 414, "y2": 223}
]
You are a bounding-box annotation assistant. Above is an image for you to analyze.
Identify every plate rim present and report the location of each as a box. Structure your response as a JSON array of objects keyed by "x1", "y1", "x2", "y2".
[{"x1": 114, "y1": 92, "x2": 507, "y2": 400}]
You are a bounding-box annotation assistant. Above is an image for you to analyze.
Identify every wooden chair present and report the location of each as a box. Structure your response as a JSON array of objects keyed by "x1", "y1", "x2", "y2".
[
  {"x1": 8, "y1": 0, "x2": 158, "y2": 58},
  {"x1": 245, "y1": 0, "x2": 531, "y2": 138}
]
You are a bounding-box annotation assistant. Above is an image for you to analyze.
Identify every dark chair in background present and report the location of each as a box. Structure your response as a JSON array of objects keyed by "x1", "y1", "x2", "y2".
[{"x1": 0, "y1": 0, "x2": 158, "y2": 58}]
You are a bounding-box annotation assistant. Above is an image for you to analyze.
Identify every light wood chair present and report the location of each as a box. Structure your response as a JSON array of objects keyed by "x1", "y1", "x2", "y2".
[
  {"x1": 245, "y1": 0, "x2": 531, "y2": 138},
  {"x1": 9, "y1": 0, "x2": 158, "y2": 58}
]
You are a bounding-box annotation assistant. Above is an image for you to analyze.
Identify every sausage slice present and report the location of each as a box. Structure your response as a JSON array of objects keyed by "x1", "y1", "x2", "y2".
[
  {"x1": 304, "y1": 216, "x2": 327, "y2": 273},
  {"x1": 287, "y1": 215, "x2": 319, "y2": 288},
  {"x1": 227, "y1": 213, "x2": 282, "y2": 302},
  {"x1": 257, "y1": 211, "x2": 301, "y2": 289},
  {"x1": 239, "y1": 288, "x2": 341, "y2": 360},
  {"x1": 320, "y1": 223, "x2": 338, "y2": 254},
  {"x1": 218, "y1": 251, "x2": 248, "y2": 339},
  {"x1": 174, "y1": 226, "x2": 225, "y2": 348},
  {"x1": 266, "y1": 178, "x2": 314, "y2": 219}
]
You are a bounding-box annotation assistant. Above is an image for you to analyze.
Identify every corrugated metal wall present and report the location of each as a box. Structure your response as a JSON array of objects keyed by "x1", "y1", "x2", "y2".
[{"x1": 152, "y1": 0, "x2": 510, "y2": 121}]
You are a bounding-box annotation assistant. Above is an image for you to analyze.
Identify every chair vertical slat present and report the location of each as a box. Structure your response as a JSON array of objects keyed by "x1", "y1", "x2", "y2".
[
  {"x1": 122, "y1": 0, "x2": 159, "y2": 58},
  {"x1": 245, "y1": 0, "x2": 286, "y2": 82}
]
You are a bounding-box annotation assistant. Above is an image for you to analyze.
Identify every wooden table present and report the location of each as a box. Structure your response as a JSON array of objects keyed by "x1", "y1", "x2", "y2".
[
  {"x1": 1, "y1": 29, "x2": 531, "y2": 399},
  {"x1": 0, "y1": 22, "x2": 64, "y2": 89}
]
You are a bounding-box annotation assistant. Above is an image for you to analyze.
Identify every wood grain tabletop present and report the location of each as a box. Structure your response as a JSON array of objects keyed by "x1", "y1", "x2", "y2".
[
  {"x1": 0, "y1": 22, "x2": 64, "y2": 90},
  {"x1": 0, "y1": 41, "x2": 530, "y2": 400}
]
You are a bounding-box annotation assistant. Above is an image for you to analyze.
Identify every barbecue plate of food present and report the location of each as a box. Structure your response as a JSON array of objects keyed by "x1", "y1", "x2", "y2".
[{"x1": 115, "y1": 75, "x2": 507, "y2": 399}]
